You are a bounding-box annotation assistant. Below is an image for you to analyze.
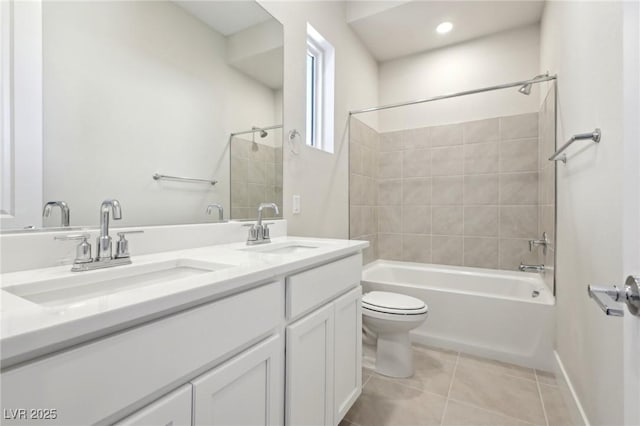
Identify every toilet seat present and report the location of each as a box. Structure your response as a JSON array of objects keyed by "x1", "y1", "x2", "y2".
[{"x1": 362, "y1": 291, "x2": 428, "y2": 315}]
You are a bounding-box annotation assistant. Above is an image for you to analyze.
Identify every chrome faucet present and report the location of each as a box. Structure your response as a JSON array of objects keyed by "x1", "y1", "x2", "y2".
[
  {"x1": 54, "y1": 200, "x2": 143, "y2": 272},
  {"x1": 528, "y1": 232, "x2": 549, "y2": 255},
  {"x1": 245, "y1": 202, "x2": 279, "y2": 245},
  {"x1": 519, "y1": 262, "x2": 545, "y2": 273},
  {"x1": 97, "y1": 199, "x2": 122, "y2": 260},
  {"x1": 43, "y1": 201, "x2": 70, "y2": 227},
  {"x1": 206, "y1": 203, "x2": 224, "y2": 221}
]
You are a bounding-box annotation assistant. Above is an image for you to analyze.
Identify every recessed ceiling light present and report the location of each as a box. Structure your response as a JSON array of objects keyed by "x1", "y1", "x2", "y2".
[{"x1": 436, "y1": 21, "x2": 453, "y2": 34}]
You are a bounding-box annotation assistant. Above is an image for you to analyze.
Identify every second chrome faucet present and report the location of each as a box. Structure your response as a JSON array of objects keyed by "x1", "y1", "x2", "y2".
[{"x1": 245, "y1": 203, "x2": 279, "y2": 245}]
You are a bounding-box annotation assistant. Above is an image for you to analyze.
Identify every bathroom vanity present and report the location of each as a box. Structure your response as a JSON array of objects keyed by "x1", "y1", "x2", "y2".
[{"x1": 0, "y1": 223, "x2": 366, "y2": 426}]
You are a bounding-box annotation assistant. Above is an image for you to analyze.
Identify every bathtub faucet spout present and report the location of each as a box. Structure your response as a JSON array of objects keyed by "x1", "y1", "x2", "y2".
[{"x1": 519, "y1": 262, "x2": 545, "y2": 273}]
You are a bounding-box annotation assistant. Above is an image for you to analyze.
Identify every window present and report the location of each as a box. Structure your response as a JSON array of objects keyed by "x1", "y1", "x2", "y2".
[{"x1": 306, "y1": 23, "x2": 334, "y2": 153}]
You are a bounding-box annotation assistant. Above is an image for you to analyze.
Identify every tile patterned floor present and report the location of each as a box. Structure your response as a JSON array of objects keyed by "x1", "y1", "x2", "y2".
[{"x1": 341, "y1": 345, "x2": 573, "y2": 426}]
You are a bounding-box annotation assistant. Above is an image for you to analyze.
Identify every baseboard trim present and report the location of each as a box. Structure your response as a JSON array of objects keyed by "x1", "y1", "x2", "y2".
[{"x1": 553, "y1": 350, "x2": 590, "y2": 426}]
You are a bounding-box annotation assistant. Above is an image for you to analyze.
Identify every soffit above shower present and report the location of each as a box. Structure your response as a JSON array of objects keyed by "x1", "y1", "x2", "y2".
[{"x1": 346, "y1": 0, "x2": 545, "y2": 61}]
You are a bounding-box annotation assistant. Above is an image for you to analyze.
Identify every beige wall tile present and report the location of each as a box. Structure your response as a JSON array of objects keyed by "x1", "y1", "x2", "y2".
[
  {"x1": 402, "y1": 234, "x2": 432, "y2": 263},
  {"x1": 402, "y1": 205, "x2": 431, "y2": 234},
  {"x1": 350, "y1": 206, "x2": 363, "y2": 238},
  {"x1": 499, "y1": 238, "x2": 539, "y2": 270},
  {"x1": 500, "y1": 205, "x2": 538, "y2": 238},
  {"x1": 378, "y1": 233, "x2": 402, "y2": 260},
  {"x1": 231, "y1": 180, "x2": 249, "y2": 207},
  {"x1": 403, "y1": 127, "x2": 430, "y2": 150},
  {"x1": 403, "y1": 148, "x2": 431, "y2": 177},
  {"x1": 463, "y1": 118, "x2": 499, "y2": 144},
  {"x1": 248, "y1": 159, "x2": 266, "y2": 183},
  {"x1": 378, "y1": 179, "x2": 402, "y2": 205},
  {"x1": 432, "y1": 176, "x2": 463, "y2": 205},
  {"x1": 379, "y1": 131, "x2": 403, "y2": 152},
  {"x1": 248, "y1": 183, "x2": 265, "y2": 207},
  {"x1": 231, "y1": 155, "x2": 248, "y2": 181},
  {"x1": 464, "y1": 237, "x2": 499, "y2": 269},
  {"x1": 500, "y1": 172, "x2": 538, "y2": 204},
  {"x1": 432, "y1": 236, "x2": 463, "y2": 265},
  {"x1": 432, "y1": 206, "x2": 463, "y2": 235},
  {"x1": 500, "y1": 112, "x2": 538, "y2": 140},
  {"x1": 362, "y1": 146, "x2": 374, "y2": 177},
  {"x1": 463, "y1": 141, "x2": 498, "y2": 174},
  {"x1": 464, "y1": 205, "x2": 498, "y2": 236},
  {"x1": 500, "y1": 139, "x2": 538, "y2": 172},
  {"x1": 432, "y1": 146, "x2": 463, "y2": 176},
  {"x1": 377, "y1": 151, "x2": 402, "y2": 178},
  {"x1": 350, "y1": 141, "x2": 362, "y2": 175},
  {"x1": 463, "y1": 174, "x2": 498, "y2": 204},
  {"x1": 378, "y1": 206, "x2": 402, "y2": 233},
  {"x1": 403, "y1": 178, "x2": 431, "y2": 205},
  {"x1": 431, "y1": 123, "x2": 462, "y2": 147}
]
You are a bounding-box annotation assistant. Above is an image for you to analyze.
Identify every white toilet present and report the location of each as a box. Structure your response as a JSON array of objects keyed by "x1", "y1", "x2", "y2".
[{"x1": 362, "y1": 291, "x2": 428, "y2": 378}]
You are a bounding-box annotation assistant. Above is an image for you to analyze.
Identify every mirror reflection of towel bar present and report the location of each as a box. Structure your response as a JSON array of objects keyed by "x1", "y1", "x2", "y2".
[{"x1": 152, "y1": 173, "x2": 217, "y2": 186}]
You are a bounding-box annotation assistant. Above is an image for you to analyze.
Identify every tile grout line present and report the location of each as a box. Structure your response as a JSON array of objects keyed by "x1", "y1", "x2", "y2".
[
  {"x1": 440, "y1": 351, "x2": 461, "y2": 426},
  {"x1": 535, "y1": 369, "x2": 551, "y2": 426},
  {"x1": 446, "y1": 397, "x2": 537, "y2": 426}
]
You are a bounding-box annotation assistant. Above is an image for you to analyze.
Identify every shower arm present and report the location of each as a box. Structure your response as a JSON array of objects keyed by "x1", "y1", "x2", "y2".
[{"x1": 349, "y1": 74, "x2": 557, "y2": 115}]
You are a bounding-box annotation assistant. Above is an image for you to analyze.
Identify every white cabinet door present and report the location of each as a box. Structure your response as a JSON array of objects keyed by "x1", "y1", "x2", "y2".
[
  {"x1": 192, "y1": 334, "x2": 283, "y2": 426},
  {"x1": 286, "y1": 304, "x2": 335, "y2": 426},
  {"x1": 333, "y1": 287, "x2": 362, "y2": 424},
  {"x1": 114, "y1": 384, "x2": 192, "y2": 426}
]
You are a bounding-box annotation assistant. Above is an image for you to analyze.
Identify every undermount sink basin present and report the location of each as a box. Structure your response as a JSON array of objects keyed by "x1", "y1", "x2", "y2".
[
  {"x1": 240, "y1": 241, "x2": 320, "y2": 255},
  {"x1": 4, "y1": 259, "x2": 233, "y2": 307}
]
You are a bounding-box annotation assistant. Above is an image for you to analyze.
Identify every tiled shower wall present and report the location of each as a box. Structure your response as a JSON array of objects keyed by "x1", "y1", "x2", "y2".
[
  {"x1": 349, "y1": 121, "x2": 379, "y2": 264},
  {"x1": 538, "y1": 84, "x2": 557, "y2": 290},
  {"x1": 230, "y1": 136, "x2": 283, "y2": 220},
  {"x1": 350, "y1": 112, "x2": 547, "y2": 271}
]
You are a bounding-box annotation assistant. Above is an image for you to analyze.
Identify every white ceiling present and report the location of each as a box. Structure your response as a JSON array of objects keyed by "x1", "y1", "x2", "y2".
[
  {"x1": 347, "y1": 0, "x2": 545, "y2": 62},
  {"x1": 173, "y1": 1, "x2": 273, "y2": 36}
]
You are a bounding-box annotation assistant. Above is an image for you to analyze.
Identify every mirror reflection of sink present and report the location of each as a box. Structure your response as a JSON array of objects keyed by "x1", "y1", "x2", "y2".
[
  {"x1": 240, "y1": 241, "x2": 321, "y2": 255},
  {"x1": 3, "y1": 259, "x2": 233, "y2": 307}
]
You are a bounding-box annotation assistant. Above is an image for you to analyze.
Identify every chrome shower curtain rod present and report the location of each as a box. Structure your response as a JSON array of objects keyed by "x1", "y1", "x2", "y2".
[
  {"x1": 349, "y1": 74, "x2": 557, "y2": 115},
  {"x1": 230, "y1": 124, "x2": 283, "y2": 137}
]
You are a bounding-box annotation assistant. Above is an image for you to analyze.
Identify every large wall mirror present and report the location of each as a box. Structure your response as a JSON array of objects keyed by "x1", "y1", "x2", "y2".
[{"x1": 0, "y1": 0, "x2": 283, "y2": 232}]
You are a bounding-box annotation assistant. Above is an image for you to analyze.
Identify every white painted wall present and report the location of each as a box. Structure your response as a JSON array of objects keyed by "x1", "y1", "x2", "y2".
[
  {"x1": 258, "y1": 1, "x2": 378, "y2": 239},
  {"x1": 43, "y1": 1, "x2": 278, "y2": 228},
  {"x1": 540, "y1": 2, "x2": 624, "y2": 425},
  {"x1": 622, "y1": 2, "x2": 640, "y2": 425},
  {"x1": 375, "y1": 24, "x2": 540, "y2": 132}
]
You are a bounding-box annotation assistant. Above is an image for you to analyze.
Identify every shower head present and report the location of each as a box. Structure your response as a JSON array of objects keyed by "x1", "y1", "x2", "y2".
[
  {"x1": 517, "y1": 73, "x2": 549, "y2": 96},
  {"x1": 518, "y1": 83, "x2": 532, "y2": 96},
  {"x1": 252, "y1": 126, "x2": 268, "y2": 138}
]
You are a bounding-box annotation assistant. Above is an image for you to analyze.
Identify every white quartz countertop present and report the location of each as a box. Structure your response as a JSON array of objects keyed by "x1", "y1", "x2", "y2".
[{"x1": 0, "y1": 236, "x2": 368, "y2": 366}]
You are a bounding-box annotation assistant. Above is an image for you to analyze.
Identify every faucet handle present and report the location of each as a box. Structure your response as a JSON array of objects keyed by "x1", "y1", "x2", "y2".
[
  {"x1": 115, "y1": 230, "x2": 144, "y2": 259},
  {"x1": 54, "y1": 233, "x2": 92, "y2": 264},
  {"x1": 262, "y1": 222, "x2": 275, "y2": 240}
]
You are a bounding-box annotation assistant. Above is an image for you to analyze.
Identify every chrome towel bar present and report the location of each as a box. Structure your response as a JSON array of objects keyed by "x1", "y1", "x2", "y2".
[
  {"x1": 152, "y1": 173, "x2": 217, "y2": 186},
  {"x1": 549, "y1": 128, "x2": 601, "y2": 164}
]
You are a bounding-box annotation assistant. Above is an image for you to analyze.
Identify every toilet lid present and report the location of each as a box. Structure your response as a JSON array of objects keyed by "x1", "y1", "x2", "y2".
[{"x1": 362, "y1": 291, "x2": 427, "y2": 314}]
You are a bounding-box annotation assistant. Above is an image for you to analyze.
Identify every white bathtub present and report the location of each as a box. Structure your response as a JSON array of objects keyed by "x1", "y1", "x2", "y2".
[{"x1": 362, "y1": 260, "x2": 555, "y2": 371}]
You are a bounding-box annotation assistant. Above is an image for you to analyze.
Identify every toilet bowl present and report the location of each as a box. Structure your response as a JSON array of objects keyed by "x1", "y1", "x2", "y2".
[{"x1": 362, "y1": 291, "x2": 428, "y2": 378}]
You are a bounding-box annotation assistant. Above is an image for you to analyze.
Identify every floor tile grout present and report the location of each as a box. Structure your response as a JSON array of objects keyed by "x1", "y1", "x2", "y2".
[
  {"x1": 446, "y1": 397, "x2": 537, "y2": 426},
  {"x1": 439, "y1": 351, "x2": 460, "y2": 426},
  {"x1": 535, "y1": 369, "x2": 551, "y2": 426}
]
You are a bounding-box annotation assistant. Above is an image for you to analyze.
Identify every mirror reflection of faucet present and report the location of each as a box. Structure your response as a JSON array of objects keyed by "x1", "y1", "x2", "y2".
[{"x1": 42, "y1": 201, "x2": 70, "y2": 227}]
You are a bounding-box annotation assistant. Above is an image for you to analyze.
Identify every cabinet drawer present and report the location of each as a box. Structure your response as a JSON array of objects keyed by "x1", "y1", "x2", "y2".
[
  {"x1": 0, "y1": 281, "x2": 283, "y2": 426},
  {"x1": 114, "y1": 384, "x2": 192, "y2": 426},
  {"x1": 286, "y1": 254, "x2": 361, "y2": 320}
]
